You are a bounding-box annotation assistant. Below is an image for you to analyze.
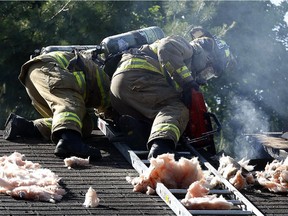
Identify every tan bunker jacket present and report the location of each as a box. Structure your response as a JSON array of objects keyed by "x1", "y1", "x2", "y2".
[
  {"x1": 110, "y1": 35, "x2": 213, "y2": 146},
  {"x1": 19, "y1": 51, "x2": 111, "y2": 141}
]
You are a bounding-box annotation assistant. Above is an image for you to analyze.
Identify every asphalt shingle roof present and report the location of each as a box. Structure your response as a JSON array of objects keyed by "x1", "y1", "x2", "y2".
[{"x1": 0, "y1": 130, "x2": 175, "y2": 216}]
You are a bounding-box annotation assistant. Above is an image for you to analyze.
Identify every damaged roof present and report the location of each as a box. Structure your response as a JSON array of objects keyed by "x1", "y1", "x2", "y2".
[
  {"x1": 0, "y1": 130, "x2": 175, "y2": 216},
  {"x1": 1, "y1": 129, "x2": 288, "y2": 216}
]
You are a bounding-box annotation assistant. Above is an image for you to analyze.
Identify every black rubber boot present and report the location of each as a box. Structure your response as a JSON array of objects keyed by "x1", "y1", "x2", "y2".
[
  {"x1": 54, "y1": 129, "x2": 102, "y2": 161},
  {"x1": 147, "y1": 139, "x2": 175, "y2": 160},
  {"x1": 3, "y1": 113, "x2": 41, "y2": 140},
  {"x1": 118, "y1": 115, "x2": 151, "y2": 150}
]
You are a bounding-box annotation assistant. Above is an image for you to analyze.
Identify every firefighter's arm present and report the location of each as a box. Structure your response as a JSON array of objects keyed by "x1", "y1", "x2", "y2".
[{"x1": 157, "y1": 35, "x2": 197, "y2": 90}]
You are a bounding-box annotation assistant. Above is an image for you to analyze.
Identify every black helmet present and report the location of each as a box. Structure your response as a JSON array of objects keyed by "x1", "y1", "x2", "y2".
[
  {"x1": 190, "y1": 26, "x2": 213, "y2": 40},
  {"x1": 213, "y1": 36, "x2": 236, "y2": 76},
  {"x1": 190, "y1": 27, "x2": 236, "y2": 76}
]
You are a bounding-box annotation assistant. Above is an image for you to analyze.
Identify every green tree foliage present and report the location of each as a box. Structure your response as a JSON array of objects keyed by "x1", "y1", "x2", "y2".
[
  {"x1": 161, "y1": 0, "x2": 288, "y2": 157},
  {"x1": 0, "y1": 0, "x2": 164, "y2": 127},
  {"x1": 1, "y1": 1, "x2": 288, "y2": 159},
  {"x1": 205, "y1": 1, "x2": 288, "y2": 157},
  {"x1": 162, "y1": 1, "x2": 219, "y2": 39}
]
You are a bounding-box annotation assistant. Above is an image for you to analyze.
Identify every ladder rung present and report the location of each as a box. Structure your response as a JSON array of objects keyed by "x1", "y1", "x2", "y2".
[
  {"x1": 228, "y1": 200, "x2": 243, "y2": 205},
  {"x1": 178, "y1": 199, "x2": 242, "y2": 206},
  {"x1": 141, "y1": 159, "x2": 150, "y2": 164},
  {"x1": 169, "y1": 188, "x2": 232, "y2": 194},
  {"x1": 133, "y1": 150, "x2": 191, "y2": 155},
  {"x1": 133, "y1": 150, "x2": 149, "y2": 154},
  {"x1": 190, "y1": 210, "x2": 253, "y2": 215},
  {"x1": 209, "y1": 189, "x2": 232, "y2": 194},
  {"x1": 99, "y1": 118, "x2": 264, "y2": 216}
]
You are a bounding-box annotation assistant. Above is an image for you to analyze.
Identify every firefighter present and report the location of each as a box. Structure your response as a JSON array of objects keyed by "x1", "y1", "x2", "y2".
[
  {"x1": 110, "y1": 28, "x2": 235, "y2": 159},
  {"x1": 3, "y1": 50, "x2": 111, "y2": 160}
]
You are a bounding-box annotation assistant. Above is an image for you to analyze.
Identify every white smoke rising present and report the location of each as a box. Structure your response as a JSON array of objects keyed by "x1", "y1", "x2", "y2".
[
  {"x1": 270, "y1": 0, "x2": 285, "y2": 6},
  {"x1": 230, "y1": 96, "x2": 269, "y2": 160}
]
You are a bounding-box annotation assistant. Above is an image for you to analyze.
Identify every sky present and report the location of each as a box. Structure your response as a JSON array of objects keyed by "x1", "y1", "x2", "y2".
[
  {"x1": 224, "y1": 0, "x2": 288, "y2": 159},
  {"x1": 270, "y1": 0, "x2": 284, "y2": 6},
  {"x1": 270, "y1": 0, "x2": 288, "y2": 24}
]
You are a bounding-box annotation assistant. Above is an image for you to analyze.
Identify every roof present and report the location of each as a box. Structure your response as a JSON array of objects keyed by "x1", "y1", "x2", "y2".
[
  {"x1": 1, "y1": 129, "x2": 288, "y2": 216},
  {"x1": 0, "y1": 130, "x2": 175, "y2": 216}
]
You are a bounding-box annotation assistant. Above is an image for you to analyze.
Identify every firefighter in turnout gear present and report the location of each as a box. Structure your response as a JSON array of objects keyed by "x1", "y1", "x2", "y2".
[
  {"x1": 3, "y1": 50, "x2": 111, "y2": 160},
  {"x1": 110, "y1": 29, "x2": 235, "y2": 160}
]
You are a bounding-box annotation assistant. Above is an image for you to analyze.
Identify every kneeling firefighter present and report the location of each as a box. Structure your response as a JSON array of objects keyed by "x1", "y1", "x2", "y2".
[
  {"x1": 110, "y1": 27, "x2": 236, "y2": 159},
  {"x1": 3, "y1": 50, "x2": 111, "y2": 160}
]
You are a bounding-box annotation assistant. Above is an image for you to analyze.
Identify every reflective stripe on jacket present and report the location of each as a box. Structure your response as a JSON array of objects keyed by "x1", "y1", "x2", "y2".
[
  {"x1": 47, "y1": 52, "x2": 87, "y2": 100},
  {"x1": 53, "y1": 112, "x2": 83, "y2": 129},
  {"x1": 153, "y1": 36, "x2": 194, "y2": 91},
  {"x1": 116, "y1": 57, "x2": 162, "y2": 74},
  {"x1": 151, "y1": 122, "x2": 181, "y2": 142},
  {"x1": 19, "y1": 50, "x2": 111, "y2": 114},
  {"x1": 114, "y1": 36, "x2": 194, "y2": 92},
  {"x1": 47, "y1": 52, "x2": 69, "y2": 69},
  {"x1": 94, "y1": 66, "x2": 110, "y2": 110}
]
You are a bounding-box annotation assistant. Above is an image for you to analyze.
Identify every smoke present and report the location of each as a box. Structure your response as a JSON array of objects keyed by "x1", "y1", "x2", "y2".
[
  {"x1": 220, "y1": 1, "x2": 288, "y2": 159},
  {"x1": 270, "y1": 0, "x2": 285, "y2": 6},
  {"x1": 229, "y1": 96, "x2": 270, "y2": 160}
]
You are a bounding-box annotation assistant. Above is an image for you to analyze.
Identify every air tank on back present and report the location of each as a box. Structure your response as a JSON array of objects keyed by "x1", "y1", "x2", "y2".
[{"x1": 100, "y1": 26, "x2": 165, "y2": 57}]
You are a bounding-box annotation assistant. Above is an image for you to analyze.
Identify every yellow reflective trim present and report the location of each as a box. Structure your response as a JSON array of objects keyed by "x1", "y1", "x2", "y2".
[
  {"x1": 149, "y1": 40, "x2": 160, "y2": 52},
  {"x1": 117, "y1": 58, "x2": 161, "y2": 74},
  {"x1": 73, "y1": 72, "x2": 83, "y2": 88},
  {"x1": 174, "y1": 82, "x2": 180, "y2": 91},
  {"x1": 152, "y1": 123, "x2": 180, "y2": 141},
  {"x1": 176, "y1": 66, "x2": 191, "y2": 79},
  {"x1": 182, "y1": 72, "x2": 191, "y2": 79},
  {"x1": 95, "y1": 67, "x2": 110, "y2": 108},
  {"x1": 47, "y1": 52, "x2": 69, "y2": 69},
  {"x1": 73, "y1": 71, "x2": 86, "y2": 100},
  {"x1": 225, "y1": 49, "x2": 230, "y2": 57},
  {"x1": 44, "y1": 118, "x2": 52, "y2": 129},
  {"x1": 53, "y1": 112, "x2": 83, "y2": 129},
  {"x1": 149, "y1": 43, "x2": 158, "y2": 55},
  {"x1": 164, "y1": 62, "x2": 175, "y2": 73},
  {"x1": 56, "y1": 53, "x2": 69, "y2": 68}
]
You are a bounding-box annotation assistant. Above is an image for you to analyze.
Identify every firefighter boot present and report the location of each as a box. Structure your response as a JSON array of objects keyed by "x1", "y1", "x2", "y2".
[
  {"x1": 54, "y1": 129, "x2": 102, "y2": 161},
  {"x1": 147, "y1": 139, "x2": 175, "y2": 160},
  {"x1": 3, "y1": 113, "x2": 41, "y2": 140},
  {"x1": 118, "y1": 115, "x2": 150, "y2": 150}
]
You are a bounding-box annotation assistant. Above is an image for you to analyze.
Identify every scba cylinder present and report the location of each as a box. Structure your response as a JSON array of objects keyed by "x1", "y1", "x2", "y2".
[{"x1": 100, "y1": 26, "x2": 165, "y2": 57}]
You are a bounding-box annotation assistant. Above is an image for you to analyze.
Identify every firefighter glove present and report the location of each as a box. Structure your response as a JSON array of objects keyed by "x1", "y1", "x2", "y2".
[
  {"x1": 196, "y1": 77, "x2": 207, "y2": 86},
  {"x1": 186, "y1": 80, "x2": 199, "y2": 91},
  {"x1": 182, "y1": 80, "x2": 199, "y2": 107}
]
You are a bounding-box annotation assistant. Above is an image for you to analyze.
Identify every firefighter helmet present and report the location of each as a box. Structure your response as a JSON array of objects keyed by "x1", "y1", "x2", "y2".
[
  {"x1": 213, "y1": 36, "x2": 236, "y2": 76},
  {"x1": 190, "y1": 26, "x2": 213, "y2": 40},
  {"x1": 190, "y1": 26, "x2": 236, "y2": 76},
  {"x1": 189, "y1": 37, "x2": 217, "y2": 81}
]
